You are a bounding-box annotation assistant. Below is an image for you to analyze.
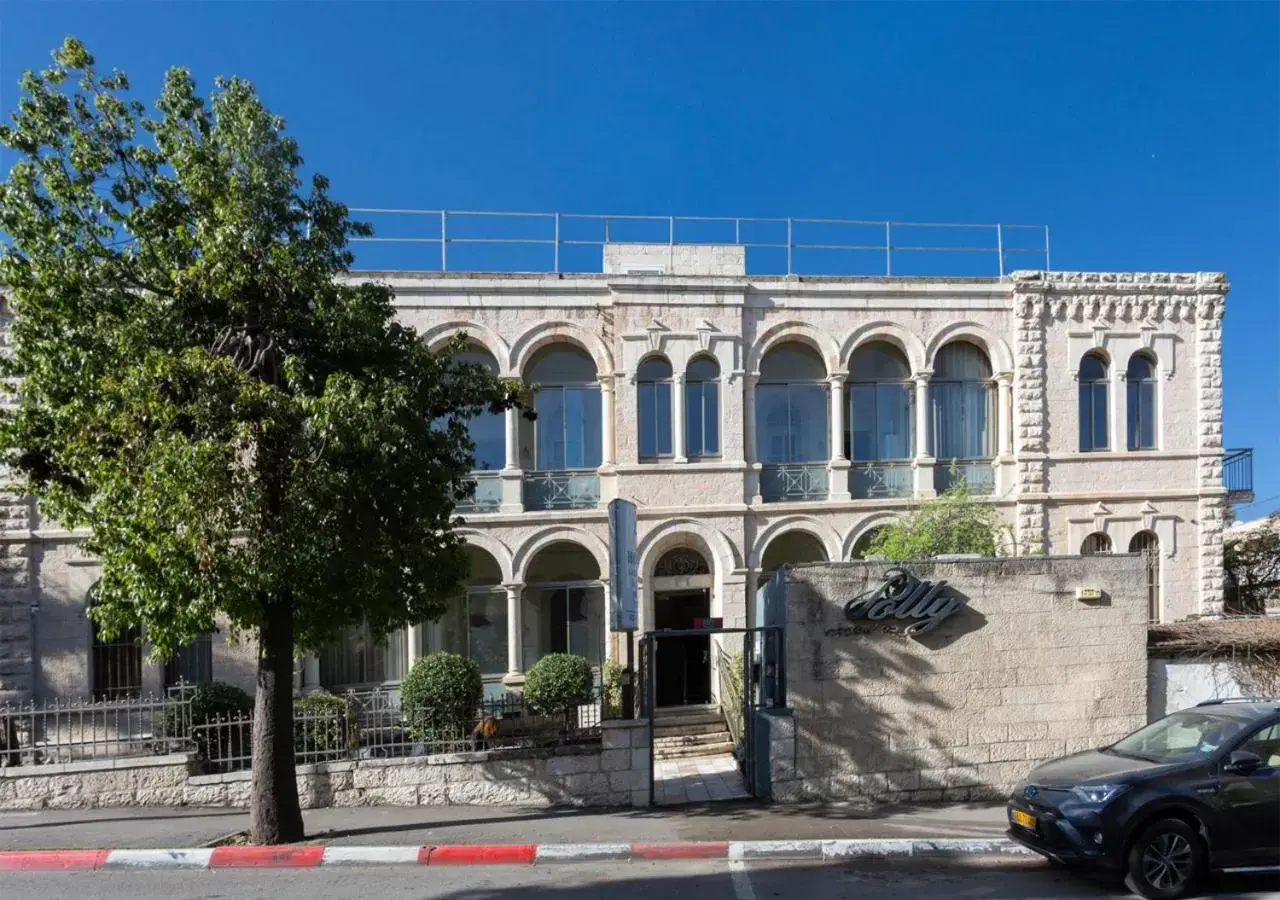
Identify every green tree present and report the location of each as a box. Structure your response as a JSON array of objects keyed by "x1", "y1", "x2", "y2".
[
  {"x1": 868, "y1": 478, "x2": 1006, "y2": 560},
  {"x1": 0, "y1": 39, "x2": 525, "y2": 843},
  {"x1": 1224, "y1": 513, "x2": 1280, "y2": 615}
]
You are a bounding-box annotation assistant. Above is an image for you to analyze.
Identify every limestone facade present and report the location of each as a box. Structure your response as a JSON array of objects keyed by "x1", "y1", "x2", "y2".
[{"x1": 0, "y1": 247, "x2": 1236, "y2": 703}]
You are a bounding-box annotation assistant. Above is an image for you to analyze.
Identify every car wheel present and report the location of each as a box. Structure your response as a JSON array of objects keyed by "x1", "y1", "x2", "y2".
[{"x1": 1123, "y1": 818, "x2": 1204, "y2": 900}]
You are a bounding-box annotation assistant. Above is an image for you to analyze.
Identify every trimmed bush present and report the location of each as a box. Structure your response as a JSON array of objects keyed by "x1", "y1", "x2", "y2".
[
  {"x1": 400, "y1": 652, "x2": 483, "y2": 742},
  {"x1": 523, "y1": 653, "x2": 594, "y2": 718},
  {"x1": 294, "y1": 691, "x2": 357, "y2": 758},
  {"x1": 601, "y1": 659, "x2": 624, "y2": 719}
]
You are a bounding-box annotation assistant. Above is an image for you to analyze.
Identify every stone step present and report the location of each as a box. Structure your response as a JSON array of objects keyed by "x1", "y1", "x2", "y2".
[
  {"x1": 653, "y1": 741, "x2": 736, "y2": 760},
  {"x1": 653, "y1": 704, "x2": 720, "y2": 721},
  {"x1": 653, "y1": 730, "x2": 733, "y2": 749},
  {"x1": 652, "y1": 719, "x2": 727, "y2": 739}
]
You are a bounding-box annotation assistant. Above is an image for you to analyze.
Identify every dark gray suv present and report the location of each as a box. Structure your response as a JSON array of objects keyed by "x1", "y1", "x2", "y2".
[{"x1": 1006, "y1": 698, "x2": 1280, "y2": 899}]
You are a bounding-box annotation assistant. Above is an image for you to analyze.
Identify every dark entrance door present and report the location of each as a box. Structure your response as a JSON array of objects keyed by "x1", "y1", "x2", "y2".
[{"x1": 654, "y1": 590, "x2": 711, "y2": 707}]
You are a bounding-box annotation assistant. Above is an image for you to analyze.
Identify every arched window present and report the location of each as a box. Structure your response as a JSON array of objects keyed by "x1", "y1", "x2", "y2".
[
  {"x1": 931, "y1": 342, "x2": 994, "y2": 462},
  {"x1": 685, "y1": 356, "x2": 721, "y2": 458},
  {"x1": 1126, "y1": 353, "x2": 1157, "y2": 451},
  {"x1": 1129, "y1": 531, "x2": 1160, "y2": 623},
  {"x1": 850, "y1": 527, "x2": 888, "y2": 560},
  {"x1": 525, "y1": 344, "x2": 602, "y2": 471},
  {"x1": 89, "y1": 588, "x2": 144, "y2": 700},
  {"x1": 1081, "y1": 532, "x2": 1113, "y2": 555},
  {"x1": 848, "y1": 342, "x2": 914, "y2": 461},
  {"x1": 637, "y1": 356, "x2": 673, "y2": 461},
  {"x1": 1078, "y1": 353, "x2": 1109, "y2": 451},
  {"x1": 454, "y1": 345, "x2": 504, "y2": 471},
  {"x1": 757, "y1": 343, "x2": 828, "y2": 464},
  {"x1": 759, "y1": 531, "x2": 828, "y2": 586},
  {"x1": 524, "y1": 542, "x2": 605, "y2": 670},
  {"x1": 420, "y1": 545, "x2": 508, "y2": 676}
]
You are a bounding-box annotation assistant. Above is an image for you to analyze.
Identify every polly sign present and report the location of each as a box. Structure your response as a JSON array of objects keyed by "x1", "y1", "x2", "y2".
[{"x1": 838, "y1": 568, "x2": 966, "y2": 637}]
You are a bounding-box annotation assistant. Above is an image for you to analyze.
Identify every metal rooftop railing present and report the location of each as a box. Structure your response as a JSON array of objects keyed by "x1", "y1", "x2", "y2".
[{"x1": 344, "y1": 210, "x2": 1051, "y2": 278}]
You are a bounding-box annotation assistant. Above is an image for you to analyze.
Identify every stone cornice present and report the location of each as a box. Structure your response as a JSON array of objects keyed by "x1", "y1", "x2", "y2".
[{"x1": 1011, "y1": 272, "x2": 1227, "y2": 324}]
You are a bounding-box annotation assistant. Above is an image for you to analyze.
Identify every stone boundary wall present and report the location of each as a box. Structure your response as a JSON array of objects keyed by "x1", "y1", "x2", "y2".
[
  {"x1": 775, "y1": 556, "x2": 1148, "y2": 805},
  {"x1": 0, "y1": 720, "x2": 649, "y2": 811}
]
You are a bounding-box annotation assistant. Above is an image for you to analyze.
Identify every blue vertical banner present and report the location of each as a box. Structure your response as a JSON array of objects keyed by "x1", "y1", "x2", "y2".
[{"x1": 608, "y1": 498, "x2": 638, "y2": 632}]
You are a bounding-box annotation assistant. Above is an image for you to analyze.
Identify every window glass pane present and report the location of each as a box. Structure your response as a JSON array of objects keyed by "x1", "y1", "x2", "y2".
[
  {"x1": 1079, "y1": 354, "x2": 1107, "y2": 381},
  {"x1": 1079, "y1": 382, "x2": 1092, "y2": 449},
  {"x1": 536, "y1": 389, "x2": 565, "y2": 469},
  {"x1": 637, "y1": 356, "x2": 673, "y2": 381},
  {"x1": 580, "y1": 386, "x2": 602, "y2": 468},
  {"x1": 564, "y1": 387, "x2": 586, "y2": 468},
  {"x1": 687, "y1": 356, "x2": 719, "y2": 381},
  {"x1": 849, "y1": 342, "x2": 910, "y2": 380},
  {"x1": 567, "y1": 586, "x2": 604, "y2": 666},
  {"x1": 1090, "y1": 383, "x2": 1108, "y2": 450},
  {"x1": 703, "y1": 382, "x2": 719, "y2": 454},
  {"x1": 637, "y1": 382, "x2": 656, "y2": 458},
  {"x1": 467, "y1": 590, "x2": 508, "y2": 676},
  {"x1": 433, "y1": 596, "x2": 468, "y2": 656},
  {"x1": 685, "y1": 382, "x2": 703, "y2": 456},
  {"x1": 1139, "y1": 382, "x2": 1156, "y2": 448},
  {"x1": 1127, "y1": 354, "x2": 1155, "y2": 381},
  {"x1": 757, "y1": 384, "x2": 790, "y2": 463},
  {"x1": 849, "y1": 384, "x2": 876, "y2": 461},
  {"x1": 878, "y1": 384, "x2": 912, "y2": 459},
  {"x1": 760, "y1": 344, "x2": 825, "y2": 381},
  {"x1": 469, "y1": 411, "x2": 504, "y2": 470},
  {"x1": 791, "y1": 384, "x2": 828, "y2": 462},
  {"x1": 655, "y1": 382, "x2": 672, "y2": 455}
]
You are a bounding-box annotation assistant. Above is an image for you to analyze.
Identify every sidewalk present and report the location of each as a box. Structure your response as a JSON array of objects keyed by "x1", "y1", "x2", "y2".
[{"x1": 0, "y1": 802, "x2": 1009, "y2": 852}]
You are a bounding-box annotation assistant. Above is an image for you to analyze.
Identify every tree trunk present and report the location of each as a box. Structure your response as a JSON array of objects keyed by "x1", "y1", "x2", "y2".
[{"x1": 249, "y1": 594, "x2": 304, "y2": 844}]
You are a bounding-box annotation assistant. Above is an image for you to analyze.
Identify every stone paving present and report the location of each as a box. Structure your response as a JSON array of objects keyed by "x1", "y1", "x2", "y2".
[{"x1": 654, "y1": 753, "x2": 750, "y2": 806}]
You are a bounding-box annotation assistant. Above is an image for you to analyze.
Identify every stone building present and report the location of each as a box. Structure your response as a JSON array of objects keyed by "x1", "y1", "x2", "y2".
[{"x1": 0, "y1": 226, "x2": 1254, "y2": 706}]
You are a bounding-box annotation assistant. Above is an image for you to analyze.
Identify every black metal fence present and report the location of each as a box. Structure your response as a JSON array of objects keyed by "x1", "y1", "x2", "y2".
[{"x1": 1, "y1": 686, "x2": 605, "y2": 771}]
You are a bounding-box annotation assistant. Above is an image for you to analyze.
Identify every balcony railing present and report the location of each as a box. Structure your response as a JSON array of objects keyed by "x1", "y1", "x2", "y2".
[
  {"x1": 523, "y1": 470, "x2": 600, "y2": 510},
  {"x1": 1224, "y1": 448, "x2": 1254, "y2": 503},
  {"x1": 456, "y1": 472, "x2": 502, "y2": 514},
  {"x1": 761, "y1": 463, "x2": 829, "y2": 502},
  {"x1": 849, "y1": 462, "x2": 914, "y2": 499},
  {"x1": 934, "y1": 460, "x2": 995, "y2": 496}
]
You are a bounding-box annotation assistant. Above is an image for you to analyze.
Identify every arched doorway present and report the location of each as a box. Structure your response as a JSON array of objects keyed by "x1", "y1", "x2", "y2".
[{"x1": 651, "y1": 547, "x2": 713, "y2": 708}]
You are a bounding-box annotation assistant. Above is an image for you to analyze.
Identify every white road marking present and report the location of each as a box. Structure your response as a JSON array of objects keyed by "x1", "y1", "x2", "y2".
[{"x1": 728, "y1": 859, "x2": 757, "y2": 900}]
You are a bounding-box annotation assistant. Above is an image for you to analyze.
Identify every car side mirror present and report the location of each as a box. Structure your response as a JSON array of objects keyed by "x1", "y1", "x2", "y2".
[{"x1": 1224, "y1": 750, "x2": 1263, "y2": 775}]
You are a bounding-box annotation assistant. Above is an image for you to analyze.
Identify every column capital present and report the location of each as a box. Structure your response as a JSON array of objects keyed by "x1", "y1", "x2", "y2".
[
  {"x1": 501, "y1": 582, "x2": 524, "y2": 594},
  {"x1": 826, "y1": 373, "x2": 847, "y2": 387},
  {"x1": 599, "y1": 375, "x2": 616, "y2": 393},
  {"x1": 912, "y1": 370, "x2": 934, "y2": 385},
  {"x1": 672, "y1": 372, "x2": 686, "y2": 385},
  {"x1": 994, "y1": 371, "x2": 1015, "y2": 385}
]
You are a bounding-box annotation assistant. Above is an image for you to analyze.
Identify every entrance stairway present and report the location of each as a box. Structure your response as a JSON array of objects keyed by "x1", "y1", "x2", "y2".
[{"x1": 652, "y1": 704, "x2": 735, "y2": 761}]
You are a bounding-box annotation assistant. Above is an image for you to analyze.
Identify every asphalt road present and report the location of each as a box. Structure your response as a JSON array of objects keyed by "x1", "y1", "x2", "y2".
[{"x1": 4, "y1": 858, "x2": 1279, "y2": 900}]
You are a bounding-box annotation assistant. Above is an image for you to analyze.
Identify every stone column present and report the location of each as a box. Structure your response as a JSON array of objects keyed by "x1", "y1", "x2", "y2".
[
  {"x1": 600, "y1": 376, "x2": 616, "y2": 468},
  {"x1": 996, "y1": 373, "x2": 1013, "y2": 457},
  {"x1": 505, "y1": 583, "x2": 523, "y2": 678},
  {"x1": 1195, "y1": 286, "x2": 1227, "y2": 617},
  {"x1": 672, "y1": 373, "x2": 688, "y2": 463},
  {"x1": 744, "y1": 373, "x2": 761, "y2": 504},
  {"x1": 1012, "y1": 281, "x2": 1049, "y2": 556},
  {"x1": 827, "y1": 375, "x2": 850, "y2": 500},
  {"x1": 500, "y1": 405, "x2": 524, "y2": 513},
  {"x1": 912, "y1": 371, "x2": 936, "y2": 497}
]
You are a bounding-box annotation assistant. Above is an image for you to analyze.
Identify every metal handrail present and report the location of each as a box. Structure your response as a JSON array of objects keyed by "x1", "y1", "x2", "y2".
[{"x1": 345, "y1": 209, "x2": 1051, "y2": 278}]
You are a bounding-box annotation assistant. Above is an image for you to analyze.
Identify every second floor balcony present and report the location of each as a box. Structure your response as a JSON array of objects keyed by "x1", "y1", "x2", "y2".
[
  {"x1": 1225, "y1": 448, "x2": 1254, "y2": 504},
  {"x1": 761, "y1": 463, "x2": 829, "y2": 503},
  {"x1": 523, "y1": 470, "x2": 601, "y2": 511}
]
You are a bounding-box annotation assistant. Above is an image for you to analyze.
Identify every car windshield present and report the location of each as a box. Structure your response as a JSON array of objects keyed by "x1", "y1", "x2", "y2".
[{"x1": 1108, "y1": 709, "x2": 1254, "y2": 764}]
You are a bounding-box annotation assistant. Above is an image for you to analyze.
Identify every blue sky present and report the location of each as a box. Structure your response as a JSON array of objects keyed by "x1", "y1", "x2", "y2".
[{"x1": 2, "y1": 2, "x2": 1277, "y2": 514}]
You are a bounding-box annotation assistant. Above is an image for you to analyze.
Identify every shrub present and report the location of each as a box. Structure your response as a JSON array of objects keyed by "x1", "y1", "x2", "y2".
[
  {"x1": 523, "y1": 654, "x2": 594, "y2": 719},
  {"x1": 160, "y1": 681, "x2": 252, "y2": 768},
  {"x1": 601, "y1": 660, "x2": 624, "y2": 718},
  {"x1": 400, "y1": 652, "x2": 483, "y2": 742},
  {"x1": 294, "y1": 691, "x2": 357, "y2": 758}
]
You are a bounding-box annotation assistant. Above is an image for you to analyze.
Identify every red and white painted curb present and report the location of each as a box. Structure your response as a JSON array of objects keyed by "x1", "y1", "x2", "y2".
[{"x1": 0, "y1": 838, "x2": 1028, "y2": 871}]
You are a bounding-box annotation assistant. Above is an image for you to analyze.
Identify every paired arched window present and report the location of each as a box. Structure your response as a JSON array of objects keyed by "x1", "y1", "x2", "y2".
[
  {"x1": 1081, "y1": 532, "x2": 1112, "y2": 555},
  {"x1": 848, "y1": 342, "x2": 913, "y2": 461},
  {"x1": 685, "y1": 356, "x2": 721, "y2": 458},
  {"x1": 931, "y1": 341, "x2": 994, "y2": 461},
  {"x1": 1126, "y1": 354, "x2": 1157, "y2": 451},
  {"x1": 454, "y1": 345, "x2": 505, "y2": 471},
  {"x1": 637, "y1": 356, "x2": 673, "y2": 460},
  {"x1": 757, "y1": 343, "x2": 828, "y2": 464},
  {"x1": 526, "y1": 345, "x2": 602, "y2": 471},
  {"x1": 1078, "y1": 353, "x2": 1110, "y2": 452},
  {"x1": 1129, "y1": 530, "x2": 1161, "y2": 623}
]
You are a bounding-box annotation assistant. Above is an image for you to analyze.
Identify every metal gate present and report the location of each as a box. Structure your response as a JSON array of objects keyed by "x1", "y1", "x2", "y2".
[{"x1": 637, "y1": 625, "x2": 785, "y2": 805}]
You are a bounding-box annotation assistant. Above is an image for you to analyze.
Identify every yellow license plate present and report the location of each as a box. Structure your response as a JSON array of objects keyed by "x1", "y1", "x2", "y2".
[{"x1": 1011, "y1": 809, "x2": 1036, "y2": 830}]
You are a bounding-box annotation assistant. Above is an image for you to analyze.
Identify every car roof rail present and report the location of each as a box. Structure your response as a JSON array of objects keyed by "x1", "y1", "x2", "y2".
[{"x1": 1196, "y1": 697, "x2": 1280, "y2": 707}]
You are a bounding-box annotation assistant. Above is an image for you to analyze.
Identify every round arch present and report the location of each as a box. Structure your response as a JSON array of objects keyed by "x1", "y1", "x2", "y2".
[
  {"x1": 455, "y1": 529, "x2": 515, "y2": 584},
  {"x1": 511, "y1": 320, "x2": 615, "y2": 378},
  {"x1": 512, "y1": 525, "x2": 611, "y2": 583},
  {"x1": 841, "y1": 513, "x2": 900, "y2": 560},
  {"x1": 637, "y1": 518, "x2": 739, "y2": 585},
  {"x1": 840, "y1": 322, "x2": 928, "y2": 374},
  {"x1": 750, "y1": 515, "x2": 842, "y2": 570},
  {"x1": 924, "y1": 322, "x2": 1014, "y2": 374},
  {"x1": 746, "y1": 320, "x2": 841, "y2": 375},
  {"x1": 419, "y1": 321, "x2": 513, "y2": 375}
]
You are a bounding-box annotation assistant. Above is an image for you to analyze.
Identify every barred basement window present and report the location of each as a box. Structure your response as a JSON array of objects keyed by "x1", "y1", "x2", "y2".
[
  {"x1": 1080, "y1": 532, "x2": 1113, "y2": 556},
  {"x1": 91, "y1": 618, "x2": 143, "y2": 700},
  {"x1": 1129, "y1": 530, "x2": 1161, "y2": 623},
  {"x1": 164, "y1": 634, "x2": 214, "y2": 689}
]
